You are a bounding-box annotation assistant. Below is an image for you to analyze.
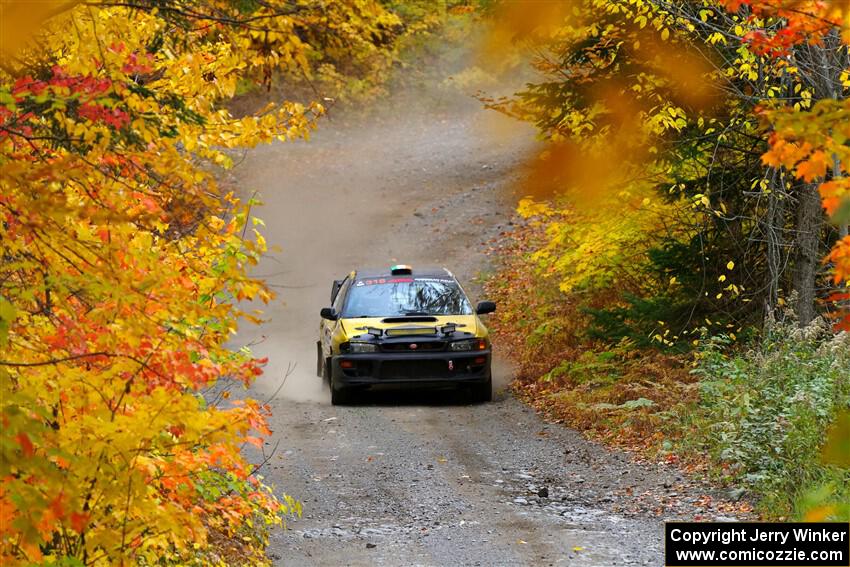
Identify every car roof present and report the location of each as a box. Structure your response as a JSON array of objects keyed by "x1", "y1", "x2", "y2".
[{"x1": 353, "y1": 266, "x2": 454, "y2": 280}]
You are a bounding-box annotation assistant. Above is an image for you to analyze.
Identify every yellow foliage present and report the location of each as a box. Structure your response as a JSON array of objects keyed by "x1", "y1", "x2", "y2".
[
  {"x1": 521, "y1": 180, "x2": 694, "y2": 294},
  {"x1": 0, "y1": 0, "x2": 408, "y2": 564}
]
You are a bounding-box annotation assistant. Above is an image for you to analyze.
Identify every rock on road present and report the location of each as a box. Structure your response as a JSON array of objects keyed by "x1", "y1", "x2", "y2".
[{"x1": 230, "y1": 93, "x2": 738, "y2": 566}]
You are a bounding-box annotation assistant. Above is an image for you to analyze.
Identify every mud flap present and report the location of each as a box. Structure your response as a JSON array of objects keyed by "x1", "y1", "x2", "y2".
[{"x1": 316, "y1": 341, "x2": 323, "y2": 377}]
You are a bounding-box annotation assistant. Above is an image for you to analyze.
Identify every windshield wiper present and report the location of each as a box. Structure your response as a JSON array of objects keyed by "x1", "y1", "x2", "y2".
[{"x1": 403, "y1": 311, "x2": 431, "y2": 316}]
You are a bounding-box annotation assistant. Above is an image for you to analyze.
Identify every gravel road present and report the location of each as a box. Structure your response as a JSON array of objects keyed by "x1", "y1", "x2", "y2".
[{"x1": 230, "y1": 92, "x2": 745, "y2": 566}]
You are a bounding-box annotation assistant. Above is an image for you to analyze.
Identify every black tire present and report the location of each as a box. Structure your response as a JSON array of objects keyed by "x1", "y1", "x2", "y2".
[
  {"x1": 330, "y1": 379, "x2": 354, "y2": 405},
  {"x1": 328, "y1": 360, "x2": 354, "y2": 405},
  {"x1": 469, "y1": 378, "x2": 492, "y2": 403}
]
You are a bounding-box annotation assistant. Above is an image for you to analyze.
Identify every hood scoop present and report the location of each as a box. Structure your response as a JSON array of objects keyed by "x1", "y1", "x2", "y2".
[
  {"x1": 381, "y1": 316, "x2": 438, "y2": 323},
  {"x1": 384, "y1": 326, "x2": 438, "y2": 337}
]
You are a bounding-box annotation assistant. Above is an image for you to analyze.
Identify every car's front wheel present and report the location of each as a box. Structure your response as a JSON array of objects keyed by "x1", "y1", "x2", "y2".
[
  {"x1": 330, "y1": 377, "x2": 354, "y2": 405},
  {"x1": 327, "y1": 359, "x2": 354, "y2": 405},
  {"x1": 469, "y1": 377, "x2": 492, "y2": 403}
]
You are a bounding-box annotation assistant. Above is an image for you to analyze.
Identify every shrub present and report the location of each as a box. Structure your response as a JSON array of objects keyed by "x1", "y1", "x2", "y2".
[
  {"x1": 688, "y1": 319, "x2": 850, "y2": 518},
  {"x1": 485, "y1": 223, "x2": 696, "y2": 449}
]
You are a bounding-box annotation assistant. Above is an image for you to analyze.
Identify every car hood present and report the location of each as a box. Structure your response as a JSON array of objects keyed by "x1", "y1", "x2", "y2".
[{"x1": 339, "y1": 314, "x2": 481, "y2": 340}]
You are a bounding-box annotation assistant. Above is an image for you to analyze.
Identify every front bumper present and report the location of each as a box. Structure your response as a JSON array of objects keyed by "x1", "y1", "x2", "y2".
[{"x1": 331, "y1": 350, "x2": 491, "y2": 387}]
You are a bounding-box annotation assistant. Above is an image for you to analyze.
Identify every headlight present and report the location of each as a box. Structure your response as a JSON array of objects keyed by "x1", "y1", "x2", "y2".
[
  {"x1": 347, "y1": 342, "x2": 378, "y2": 353},
  {"x1": 449, "y1": 339, "x2": 487, "y2": 351}
]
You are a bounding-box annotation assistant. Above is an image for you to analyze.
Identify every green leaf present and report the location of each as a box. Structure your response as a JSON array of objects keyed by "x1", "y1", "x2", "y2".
[
  {"x1": 822, "y1": 412, "x2": 850, "y2": 467},
  {"x1": 829, "y1": 198, "x2": 850, "y2": 227},
  {"x1": 0, "y1": 89, "x2": 16, "y2": 109},
  {"x1": 619, "y1": 397, "x2": 655, "y2": 410},
  {"x1": 0, "y1": 298, "x2": 16, "y2": 347}
]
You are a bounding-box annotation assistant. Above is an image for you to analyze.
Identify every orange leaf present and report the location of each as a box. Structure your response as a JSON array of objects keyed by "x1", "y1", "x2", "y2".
[
  {"x1": 826, "y1": 236, "x2": 850, "y2": 284},
  {"x1": 48, "y1": 493, "x2": 66, "y2": 520},
  {"x1": 805, "y1": 505, "x2": 836, "y2": 522},
  {"x1": 795, "y1": 150, "x2": 828, "y2": 182},
  {"x1": 819, "y1": 179, "x2": 850, "y2": 216},
  {"x1": 0, "y1": 496, "x2": 17, "y2": 535}
]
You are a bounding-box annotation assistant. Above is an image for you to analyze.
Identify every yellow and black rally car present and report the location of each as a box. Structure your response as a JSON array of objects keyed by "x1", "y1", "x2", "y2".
[{"x1": 317, "y1": 265, "x2": 496, "y2": 405}]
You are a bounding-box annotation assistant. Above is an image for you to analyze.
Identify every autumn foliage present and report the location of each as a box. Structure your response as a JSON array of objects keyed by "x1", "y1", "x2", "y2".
[
  {"x1": 0, "y1": 0, "x2": 407, "y2": 563},
  {"x1": 480, "y1": 0, "x2": 850, "y2": 518},
  {"x1": 482, "y1": 0, "x2": 850, "y2": 335}
]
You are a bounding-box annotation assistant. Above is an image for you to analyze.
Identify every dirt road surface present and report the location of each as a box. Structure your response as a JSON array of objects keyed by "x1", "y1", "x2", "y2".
[{"x1": 231, "y1": 93, "x2": 742, "y2": 566}]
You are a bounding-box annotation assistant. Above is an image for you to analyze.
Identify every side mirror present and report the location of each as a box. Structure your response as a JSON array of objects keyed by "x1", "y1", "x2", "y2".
[
  {"x1": 320, "y1": 307, "x2": 338, "y2": 321},
  {"x1": 475, "y1": 301, "x2": 496, "y2": 315}
]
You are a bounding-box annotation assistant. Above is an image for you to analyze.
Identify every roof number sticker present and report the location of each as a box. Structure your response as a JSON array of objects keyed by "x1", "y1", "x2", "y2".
[{"x1": 358, "y1": 277, "x2": 414, "y2": 285}]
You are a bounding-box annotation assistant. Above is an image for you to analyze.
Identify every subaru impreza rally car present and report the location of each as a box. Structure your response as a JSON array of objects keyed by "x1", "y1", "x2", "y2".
[{"x1": 317, "y1": 265, "x2": 496, "y2": 405}]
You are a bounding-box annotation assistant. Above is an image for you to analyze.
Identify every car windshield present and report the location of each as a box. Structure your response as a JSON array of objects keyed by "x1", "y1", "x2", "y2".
[{"x1": 341, "y1": 277, "x2": 473, "y2": 317}]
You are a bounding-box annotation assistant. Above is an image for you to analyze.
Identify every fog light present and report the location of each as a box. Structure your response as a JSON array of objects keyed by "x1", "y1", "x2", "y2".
[
  {"x1": 474, "y1": 356, "x2": 486, "y2": 364},
  {"x1": 340, "y1": 360, "x2": 354, "y2": 369},
  {"x1": 449, "y1": 338, "x2": 488, "y2": 351}
]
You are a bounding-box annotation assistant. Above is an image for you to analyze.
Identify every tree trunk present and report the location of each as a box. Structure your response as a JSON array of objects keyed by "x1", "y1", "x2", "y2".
[
  {"x1": 764, "y1": 169, "x2": 785, "y2": 318},
  {"x1": 792, "y1": 182, "x2": 824, "y2": 325}
]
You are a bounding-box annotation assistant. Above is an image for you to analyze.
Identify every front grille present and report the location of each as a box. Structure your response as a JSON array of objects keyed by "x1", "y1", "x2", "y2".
[
  {"x1": 379, "y1": 358, "x2": 486, "y2": 379},
  {"x1": 380, "y1": 359, "x2": 452, "y2": 379},
  {"x1": 381, "y1": 341, "x2": 446, "y2": 352}
]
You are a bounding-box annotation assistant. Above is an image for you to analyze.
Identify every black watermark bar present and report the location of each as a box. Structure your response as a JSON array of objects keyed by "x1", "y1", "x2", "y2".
[{"x1": 665, "y1": 522, "x2": 850, "y2": 567}]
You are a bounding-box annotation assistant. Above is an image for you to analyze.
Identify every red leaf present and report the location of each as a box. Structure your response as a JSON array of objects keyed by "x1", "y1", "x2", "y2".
[
  {"x1": 70, "y1": 511, "x2": 89, "y2": 533},
  {"x1": 16, "y1": 432, "x2": 34, "y2": 457},
  {"x1": 48, "y1": 493, "x2": 66, "y2": 520}
]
